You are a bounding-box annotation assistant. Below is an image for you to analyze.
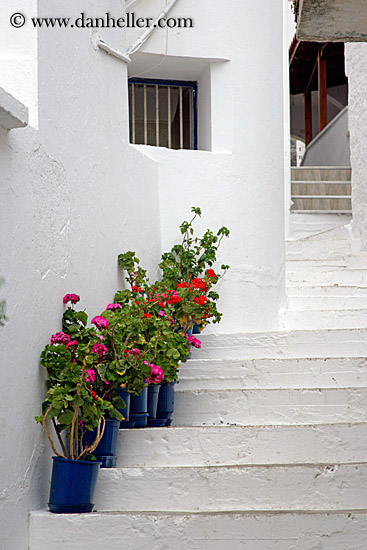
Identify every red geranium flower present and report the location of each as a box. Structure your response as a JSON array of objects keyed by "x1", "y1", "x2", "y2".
[
  {"x1": 194, "y1": 296, "x2": 207, "y2": 306},
  {"x1": 176, "y1": 282, "x2": 190, "y2": 289},
  {"x1": 206, "y1": 269, "x2": 216, "y2": 279},
  {"x1": 168, "y1": 296, "x2": 181, "y2": 305},
  {"x1": 191, "y1": 278, "x2": 208, "y2": 292}
]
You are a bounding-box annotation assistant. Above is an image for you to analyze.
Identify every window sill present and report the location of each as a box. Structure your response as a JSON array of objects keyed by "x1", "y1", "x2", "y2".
[
  {"x1": 0, "y1": 87, "x2": 28, "y2": 131},
  {"x1": 129, "y1": 143, "x2": 233, "y2": 157}
]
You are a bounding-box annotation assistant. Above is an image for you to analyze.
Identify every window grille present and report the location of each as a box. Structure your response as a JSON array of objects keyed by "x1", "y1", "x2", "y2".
[{"x1": 128, "y1": 78, "x2": 197, "y2": 150}]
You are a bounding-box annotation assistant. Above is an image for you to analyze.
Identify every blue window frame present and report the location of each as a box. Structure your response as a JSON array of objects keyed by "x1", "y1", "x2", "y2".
[{"x1": 128, "y1": 78, "x2": 197, "y2": 150}]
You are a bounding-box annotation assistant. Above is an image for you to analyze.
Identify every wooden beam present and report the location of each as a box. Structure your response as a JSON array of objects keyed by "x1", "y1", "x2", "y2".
[
  {"x1": 289, "y1": 39, "x2": 301, "y2": 66},
  {"x1": 304, "y1": 90, "x2": 313, "y2": 146},
  {"x1": 305, "y1": 59, "x2": 318, "y2": 97},
  {"x1": 318, "y1": 46, "x2": 327, "y2": 131}
]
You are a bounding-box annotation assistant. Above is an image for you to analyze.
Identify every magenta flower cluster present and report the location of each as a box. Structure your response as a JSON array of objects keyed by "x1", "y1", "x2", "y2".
[
  {"x1": 91, "y1": 341, "x2": 108, "y2": 359},
  {"x1": 84, "y1": 369, "x2": 96, "y2": 383},
  {"x1": 66, "y1": 339, "x2": 78, "y2": 350},
  {"x1": 91, "y1": 316, "x2": 109, "y2": 330},
  {"x1": 185, "y1": 334, "x2": 201, "y2": 349},
  {"x1": 50, "y1": 331, "x2": 70, "y2": 345},
  {"x1": 106, "y1": 303, "x2": 122, "y2": 311},
  {"x1": 144, "y1": 362, "x2": 164, "y2": 384},
  {"x1": 63, "y1": 293, "x2": 80, "y2": 305},
  {"x1": 126, "y1": 348, "x2": 142, "y2": 357}
]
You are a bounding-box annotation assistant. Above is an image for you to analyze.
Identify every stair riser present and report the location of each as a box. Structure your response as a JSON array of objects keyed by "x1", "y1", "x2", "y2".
[
  {"x1": 95, "y1": 464, "x2": 367, "y2": 512},
  {"x1": 194, "y1": 330, "x2": 367, "y2": 360},
  {"x1": 286, "y1": 258, "x2": 367, "y2": 270},
  {"x1": 287, "y1": 285, "x2": 367, "y2": 297},
  {"x1": 291, "y1": 198, "x2": 352, "y2": 212},
  {"x1": 171, "y1": 388, "x2": 367, "y2": 426},
  {"x1": 279, "y1": 310, "x2": 367, "y2": 330},
  {"x1": 180, "y1": 357, "x2": 367, "y2": 390},
  {"x1": 116, "y1": 424, "x2": 367, "y2": 468},
  {"x1": 287, "y1": 296, "x2": 367, "y2": 310},
  {"x1": 286, "y1": 271, "x2": 367, "y2": 285},
  {"x1": 29, "y1": 511, "x2": 367, "y2": 550},
  {"x1": 291, "y1": 168, "x2": 352, "y2": 181},
  {"x1": 287, "y1": 249, "x2": 352, "y2": 261},
  {"x1": 291, "y1": 183, "x2": 351, "y2": 196}
]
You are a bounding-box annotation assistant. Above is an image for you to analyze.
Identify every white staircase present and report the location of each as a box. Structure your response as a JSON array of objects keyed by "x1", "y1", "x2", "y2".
[{"x1": 29, "y1": 222, "x2": 367, "y2": 549}]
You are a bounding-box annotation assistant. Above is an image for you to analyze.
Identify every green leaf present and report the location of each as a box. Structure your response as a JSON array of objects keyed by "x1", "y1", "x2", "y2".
[
  {"x1": 57, "y1": 411, "x2": 75, "y2": 425},
  {"x1": 75, "y1": 311, "x2": 88, "y2": 326}
]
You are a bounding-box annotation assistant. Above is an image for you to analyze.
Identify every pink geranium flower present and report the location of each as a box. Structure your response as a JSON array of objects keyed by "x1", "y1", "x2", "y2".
[
  {"x1": 106, "y1": 303, "x2": 123, "y2": 311},
  {"x1": 63, "y1": 293, "x2": 80, "y2": 305},
  {"x1": 50, "y1": 332, "x2": 70, "y2": 345},
  {"x1": 85, "y1": 369, "x2": 96, "y2": 383},
  {"x1": 91, "y1": 316, "x2": 109, "y2": 330},
  {"x1": 125, "y1": 348, "x2": 142, "y2": 358},
  {"x1": 145, "y1": 363, "x2": 164, "y2": 385},
  {"x1": 66, "y1": 339, "x2": 78, "y2": 350},
  {"x1": 185, "y1": 334, "x2": 201, "y2": 349},
  {"x1": 91, "y1": 341, "x2": 108, "y2": 359}
]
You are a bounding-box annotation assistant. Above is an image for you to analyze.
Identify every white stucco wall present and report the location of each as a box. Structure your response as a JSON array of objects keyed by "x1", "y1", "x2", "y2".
[
  {"x1": 126, "y1": 0, "x2": 286, "y2": 333},
  {"x1": 345, "y1": 43, "x2": 367, "y2": 249},
  {"x1": 0, "y1": 1, "x2": 162, "y2": 548}
]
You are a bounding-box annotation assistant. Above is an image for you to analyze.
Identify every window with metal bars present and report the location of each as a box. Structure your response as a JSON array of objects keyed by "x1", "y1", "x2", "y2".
[{"x1": 128, "y1": 78, "x2": 197, "y2": 150}]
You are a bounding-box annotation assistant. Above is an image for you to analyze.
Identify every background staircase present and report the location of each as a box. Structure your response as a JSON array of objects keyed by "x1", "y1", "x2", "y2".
[
  {"x1": 29, "y1": 222, "x2": 367, "y2": 549},
  {"x1": 291, "y1": 167, "x2": 352, "y2": 213}
]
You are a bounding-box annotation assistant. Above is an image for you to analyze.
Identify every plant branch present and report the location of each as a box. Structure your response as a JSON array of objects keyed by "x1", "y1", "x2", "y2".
[
  {"x1": 77, "y1": 416, "x2": 105, "y2": 460},
  {"x1": 42, "y1": 405, "x2": 65, "y2": 458},
  {"x1": 52, "y1": 418, "x2": 67, "y2": 456},
  {"x1": 152, "y1": 329, "x2": 160, "y2": 361}
]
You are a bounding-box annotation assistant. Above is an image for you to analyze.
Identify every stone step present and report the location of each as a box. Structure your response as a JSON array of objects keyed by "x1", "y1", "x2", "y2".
[
  {"x1": 286, "y1": 269, "x2": 367, "y2": 285},
  {"x1": 287, "y1": 294, "x2": 367, "y2": 310},
  {"x1": 291, "y1": 197, "x2": 351, "y2": 212},
  {"x1": 178, "y1": 357, "x2": 367, "y2": 390},
  {"x1": 286, "y1": 256, "x2": 367, "y2": 270},
  {"x1": 279, "y1": 308, "x2": 367, "y2": 330},
  {"x1": 171, "y1": 387, "x2": 367, "y2": 426},
  {"x1": 289, "y1": 213, "x2": 352, "y2": 241},
  {"x1": 193, "y1": 330, "x2": 367, "y2": 360},
  {"x1": 115, "y1": 423, "x2": 367, "y2": 468},
  {"x1": 92, "y1": 463, "x2": 367, "y2": 512},
  {"x1": 291, "y1": 167, "x2": 352, "y2": 181},
  {"x1": 286, "y1": 225, "x2": 354, "y2": 259},
  {"x1": 291, "y1": 182, "x2": 351, "y2": 196},
  {"x1": 29, "y1": 510, "x2": 367, "y2": 550},
  {"x1": 286, "y1": 242, "x2": 353, "y2": 260},
  {"x1": 287, "y1": 285, "x2": 367, "y2": 297}
]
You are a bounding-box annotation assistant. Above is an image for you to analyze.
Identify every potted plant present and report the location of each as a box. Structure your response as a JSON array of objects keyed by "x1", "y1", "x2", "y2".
[
  {"x1": 92, "y1": 267, "x2": 189, "y2": 427},
  {"x1": 36, "y1": 294, "x2": 124, "y2": 512},
  {"x1": 158, "y1": 206, "x2": 230, "y2": 335},
  {"x1": 115, "y1": 207, "x2": 230, "y2": 425}
]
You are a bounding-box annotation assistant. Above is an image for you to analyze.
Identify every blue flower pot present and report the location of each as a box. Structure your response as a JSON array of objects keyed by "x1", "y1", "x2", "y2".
[
  {"x1": 113, "y1": 388, "x2": 132, "y2": 428},
  {"x1": 147, "y1": 418, "x2": 167, "y2": 427},
  {"x1": 130, "y1": 387, "x2": 148, "y2": 428},
  {"x1": 147, "y1": 385, "x2": 161, "y2": 420},
  {"x1": 132, "y1": 412, "x2": 148, "y2": 428},
  {"x1": 130, "y1": 386, "x2": 148, "y2": 414},
  {"x1": 83, "y1": 419, "x2": 119, "y2": 468},
  {"x1": 48, "y1": 456, "x2": 100, "y2": 513},
  {"x1": 156, "y1": 381, "x2": 175, "y2": 426}
]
